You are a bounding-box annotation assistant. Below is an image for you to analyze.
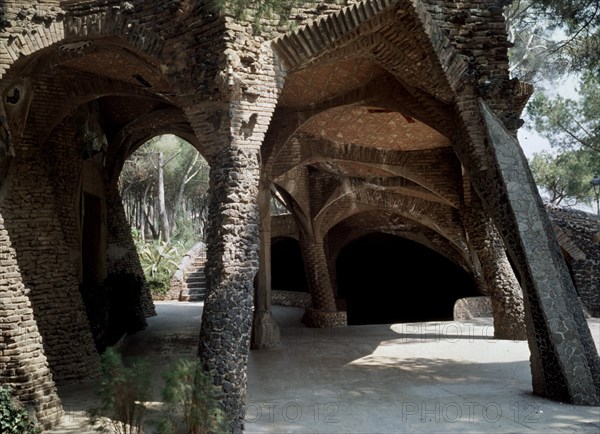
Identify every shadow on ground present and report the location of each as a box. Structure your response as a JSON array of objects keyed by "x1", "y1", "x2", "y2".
[{"x1": 47, "y1": 303, "x2": 600, "y2": 433}]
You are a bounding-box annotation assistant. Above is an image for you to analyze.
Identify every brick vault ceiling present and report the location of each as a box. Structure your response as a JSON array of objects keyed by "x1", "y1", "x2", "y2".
[
  {"x1": 300, "y1": 105, "x2": 451, "y2": 151},
  {"x1": 279, "y1": 57, "x2": 387, "y2": 108},
  {"x1": 59, "y1": 44, "x2": 172, "y2": 93}
]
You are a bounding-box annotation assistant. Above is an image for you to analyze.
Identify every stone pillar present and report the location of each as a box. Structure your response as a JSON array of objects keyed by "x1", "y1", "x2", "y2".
[
  {"x1": 251, "y1": 184, "x2": 280, "y2": 349},
  {"x1": 1, "y1": 158, "x2": 100, "y2": 384},
  {"x1": 299, "y1": 236, "x2": 347, "y2": 327},
  {"x1": 198, "y1": 145, "x2": 260, "y2": 433},
  {"x1": 464, "y1": 101, "x2": 600, "y2": 404},
  {"x1": 105, "y1": 184, "x2": 156, "y2": 320},
  {"x1": 464, "y1": 202, "x2": 527, "y2": 340},
  {"x1": 0, "y1": 213, "x2": 63, "y2": 429}
]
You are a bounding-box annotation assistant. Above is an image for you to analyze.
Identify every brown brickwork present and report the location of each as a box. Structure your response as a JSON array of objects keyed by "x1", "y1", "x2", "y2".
[
  {"x1": 1, "y1": 0, "x2": 599, "y2": 428},
  {"x1": 0, "y1": 214, "x2": 63, "y2": 429}
]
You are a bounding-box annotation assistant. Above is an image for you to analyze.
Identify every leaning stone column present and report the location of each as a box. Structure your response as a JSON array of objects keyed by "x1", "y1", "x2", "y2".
[
  {"x1": 0, "y1": 213, "x2": 63, "y2": 429},
  {"x1": 463, "y1": 202, "x2": 527, "y2": 340},
  {"x1": 299, "y1": 236, "x2": 347, "y2": 327},
  {"x1": 460, "y1": 100, "x2": 600, "y2": 405},
  {"x1": 1, "y1": 158, "x2": 101, "y2": 384},
  {"x1": 105, "y1": 183, "x2": 156, "y2": 320},
  {"x1": 251, "y1": 183, "x2": 280, "y2": 349},
  {"x1": 198, "y1": 145, "x2": 260, "y2": 432}
]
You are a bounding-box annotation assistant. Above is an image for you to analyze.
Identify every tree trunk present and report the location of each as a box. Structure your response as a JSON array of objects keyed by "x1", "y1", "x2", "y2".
[
  {"x1": 157, "y1": 151, "x2": 170, "y2": 243},
  {"x1": 170, "y1": 152, "x2": 199, "y2": 227}
]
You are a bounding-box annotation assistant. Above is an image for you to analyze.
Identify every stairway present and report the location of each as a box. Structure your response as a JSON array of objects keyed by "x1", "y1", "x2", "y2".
[{"x1": 180, "y1": 254, "x2": 207, "y2": 302}]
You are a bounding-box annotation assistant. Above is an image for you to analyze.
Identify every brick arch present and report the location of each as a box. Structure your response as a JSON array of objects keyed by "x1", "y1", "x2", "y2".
[
  {"x1": 105, "y1": 108, "x2": 201, "y2": 184},
  {"x1": 316, "y1": 188, "x2": 469, "y2": 260},
  {"x1": 1, "y1": 7, "x2": 165, "y2": 82},
  {"x1": 272, "y1": 0, "x2": 468, "y2": 103},
  {"x1": 2, "y1": 41, "x2": 178, "y2": 164},
  {"x1": 327, "y1": 222, "x2": 474, "y2": 279},
  {"x1": 264, "y1": 73, "x2": 455, "y2": 175},
  {"x1": 273, "y1": 133, "x2": 461, "y2": 209}
]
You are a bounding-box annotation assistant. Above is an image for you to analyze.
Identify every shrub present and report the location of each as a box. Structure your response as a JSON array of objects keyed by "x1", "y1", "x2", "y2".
[
  {"x1": 137, "y1": 241, "x2": 182, "y2": 298},
  {"x1": 0, "y1": 387, "x2": 41, "y2": 434},
  {"x1": 88, "y1": 348, "x2": 152, "y2": 434},
  {"x1": 157, "y1": 359, "x2": 226, "y2": 434}
]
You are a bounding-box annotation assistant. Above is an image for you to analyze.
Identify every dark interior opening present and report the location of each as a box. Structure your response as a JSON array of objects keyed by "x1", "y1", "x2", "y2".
[
  {"x1": 82, "y1": 193, "x2": 102, "y2": 286},
  {"x1": 336, "y1": 232, "x2": 479, "y2": 325},
  {"x1": 271, "y1": 237, "x2": 308, "y2": 292}
]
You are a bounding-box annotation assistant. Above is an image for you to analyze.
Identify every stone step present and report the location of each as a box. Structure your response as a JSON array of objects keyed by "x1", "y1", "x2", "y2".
[
  {"x1": 178, "y1": 252, "x2": 207, "y2": 302},
  {"x1": 186, "y1": 275, "x2": 205, "y2": 283}
]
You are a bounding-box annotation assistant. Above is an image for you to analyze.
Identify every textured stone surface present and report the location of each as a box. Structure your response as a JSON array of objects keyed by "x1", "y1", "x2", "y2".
[
  {"x1": 478, "y1": 101, "x2": 600, "y2": 405},
  {"x1": 547, "y1": 207, "x2": 600, "y2": 317},
  {"x1": 272, "y1": 290, "x2": 312, "y2": 308},
  {"x1": 198, "y1": 145, "x2": 261, "y2": 433},
  {"x1": 1, "y1": 0, "x2": 598, "y2": 429},
  {"x1": 303, "y1": 306, "x2": 348, "y2": 328},
  {"x1": 463, "y1": 201, "x2": 527, "y2": 340}
]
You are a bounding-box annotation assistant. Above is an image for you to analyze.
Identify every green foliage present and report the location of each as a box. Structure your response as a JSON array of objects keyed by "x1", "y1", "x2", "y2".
[
  {"x1": 209, "y1": 0, "x2": 349, "y2": 34},
  {"x1": 506, "y1": 0, "x2": 599, "y2": 83},
  {"x1": 139, "y1": 241, "x2": 180, "y2": 280},
  {"x1": 88, "y1": 348, "x2": 152, "y2": 434},
  {"x1": 530, "y1": 149, "x2": 597, "y2": 206},
  {"x1": 528, "y1": 72, "x2": 600, "y2": 153},
  {"x1": 120, "y1": 134, "x2": 210, "y2": 244},
  {"x1": 0, "y1": 388, "x2": 41, "y2": 434},
  {"x1": 136, "y1": 239, "x2": 185, "y2": 297},
  {"x1": 156, "y1": 359, "x2": 226, "y2": 434},
  {"x1": 527, "y1": 72, "x2": 600, "y2": 208},
  {"x1": 525, "y1": 0, "x2": 600, "y2": 72},
  {"x1": 506, "y1": 0, "x2": 566, "y2": 82}
]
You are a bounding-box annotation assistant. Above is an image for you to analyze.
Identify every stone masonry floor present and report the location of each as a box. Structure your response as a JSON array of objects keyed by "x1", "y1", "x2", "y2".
[{"x1": 48, "y1": 301, "x2": 600, "y2": 433}]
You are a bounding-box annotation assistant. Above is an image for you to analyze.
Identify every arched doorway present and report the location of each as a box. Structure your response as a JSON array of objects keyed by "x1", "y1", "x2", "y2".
[{"x1": 336, "y1": 232, "x2": 479, "y2": 325}]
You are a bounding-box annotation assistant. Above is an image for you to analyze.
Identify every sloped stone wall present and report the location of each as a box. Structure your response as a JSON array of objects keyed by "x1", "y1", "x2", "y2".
[
  {"x1": 548, "y1": 207, "x2": 600, "y2": 317},
  {"x1": 0, "y1": 213, "x2": 63, "y2": 428},
  {"x1": 0, "y1": 154, "x2": 101, "y2": 384},
  {"x1": 105, "y1": 184, "x2": 156, "y2": 319}
]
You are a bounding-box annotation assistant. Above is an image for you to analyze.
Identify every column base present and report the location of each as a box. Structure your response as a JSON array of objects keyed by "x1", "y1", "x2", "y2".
[
  {"x1": 251, "y1": 311, "x2": 280, "y2": 349},
  {"x1": 302, "y1": 307, "x2": 347, "y2": 328}
]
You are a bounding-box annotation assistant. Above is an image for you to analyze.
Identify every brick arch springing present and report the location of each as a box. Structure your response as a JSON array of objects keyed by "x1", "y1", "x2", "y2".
[
  {"x1": 315, "y1": 189, "x2": 470, "y2": 262},
  {"x1": 328, "y1": 215, "x2": 474, "y2": 275},
  {"x1": 1, "y1": 6, "x2": 165, "y2": 82},
  {"x1": 273, "y1": 132, "x2": 461, "y2": 209},
  {"x1": 272, "y1": 0, "x2": 468, "y2": 103}
]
